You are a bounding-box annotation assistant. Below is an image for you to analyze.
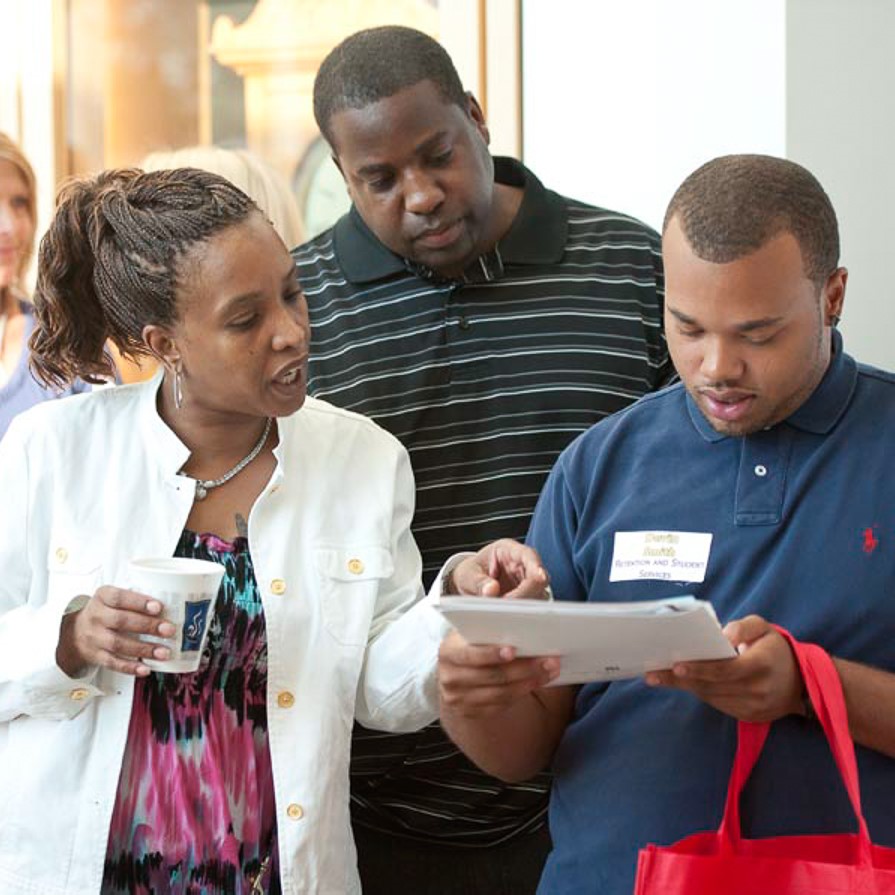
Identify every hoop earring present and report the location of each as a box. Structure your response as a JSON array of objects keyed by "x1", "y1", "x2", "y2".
[{"x1": 171, "y1": 360, "x2": 184, "y2": 410}]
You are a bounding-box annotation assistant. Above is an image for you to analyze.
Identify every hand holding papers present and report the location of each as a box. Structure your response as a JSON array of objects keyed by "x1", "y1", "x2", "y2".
[{"x1": 435, "y1": 595, "x2": 736, "y2": 685}]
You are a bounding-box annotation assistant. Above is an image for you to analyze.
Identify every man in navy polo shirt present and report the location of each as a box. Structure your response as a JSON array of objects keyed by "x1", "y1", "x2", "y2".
[{"x1": 438, "y1": 154, "x2": 895, "y2": 895}]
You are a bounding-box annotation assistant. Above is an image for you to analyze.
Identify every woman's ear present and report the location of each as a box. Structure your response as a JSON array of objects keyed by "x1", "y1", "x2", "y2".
[{"x1": 142, "y1": 324, "x2": 178, "y2": 369}]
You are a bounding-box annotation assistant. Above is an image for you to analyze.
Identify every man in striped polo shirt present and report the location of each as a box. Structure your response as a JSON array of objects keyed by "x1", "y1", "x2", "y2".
[{"x1": 292, "y1": 25, "x2": 672, "y2": 894}]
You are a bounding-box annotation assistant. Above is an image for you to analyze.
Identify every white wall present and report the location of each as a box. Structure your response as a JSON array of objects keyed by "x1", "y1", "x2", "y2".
[
  {"x1": 786, "y1": 0, "x2": 895, "y2": 369},
  {"x1": 522, "y1": 0, "x2": 895, "y2": 369},
  {"x1": 0, "y1": 0, "x2": 59, "y2": 292},
  {"x1": 522, "y1": 0, "x2": 786, "y2": 231}
]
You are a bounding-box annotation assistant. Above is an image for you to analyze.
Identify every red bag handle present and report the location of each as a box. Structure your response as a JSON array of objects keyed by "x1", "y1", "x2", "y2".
[{"x1": 717, "y1": 625, "x2": 872, "y2": 865}]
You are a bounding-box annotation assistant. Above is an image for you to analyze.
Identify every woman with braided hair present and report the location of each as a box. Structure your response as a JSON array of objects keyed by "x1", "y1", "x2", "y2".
[
  {"x1": 0, "y1": 132, "x2": 89, "y2": 440},
  {"x1": 0, "y1": 166, "x2": 478, "y2": 894}
]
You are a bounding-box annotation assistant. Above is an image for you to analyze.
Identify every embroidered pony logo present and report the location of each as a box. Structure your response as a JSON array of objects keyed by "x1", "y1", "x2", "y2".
[{"x1": 862, "y1": 526, "x2": 879, "y2": 554}]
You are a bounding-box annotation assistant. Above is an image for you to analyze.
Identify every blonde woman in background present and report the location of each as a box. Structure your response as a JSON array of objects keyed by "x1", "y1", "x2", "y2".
[
  {"x1": 142, "y1": 145, "x2": 303, "y2": 248},
  {"x1": 0, "y1": 132, "x2": 89, "y2": 438}
]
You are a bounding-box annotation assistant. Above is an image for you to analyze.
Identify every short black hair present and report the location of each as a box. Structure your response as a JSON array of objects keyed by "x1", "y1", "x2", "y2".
[
  {"x1": 663, "y1": 154, "x2": 839, "y2": 289},
  {"x1": 313, "y1": 26, "x2": 467, "y2": 148}
]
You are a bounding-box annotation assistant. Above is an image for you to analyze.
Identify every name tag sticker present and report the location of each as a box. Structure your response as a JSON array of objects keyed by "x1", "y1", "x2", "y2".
[{"x1": 609, "y1": 531, "x2": 713, "y2": 583}]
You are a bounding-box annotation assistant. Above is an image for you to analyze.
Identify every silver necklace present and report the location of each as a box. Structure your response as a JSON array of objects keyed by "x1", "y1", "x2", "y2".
[{"x1": 181, "y1": 417, "x2": 273, "y2": 501}]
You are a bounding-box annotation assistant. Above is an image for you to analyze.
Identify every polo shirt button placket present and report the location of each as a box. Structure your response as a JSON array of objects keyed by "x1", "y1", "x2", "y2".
[{"x1": 735, "y1": 429, "x2": 790, "y2": 525}]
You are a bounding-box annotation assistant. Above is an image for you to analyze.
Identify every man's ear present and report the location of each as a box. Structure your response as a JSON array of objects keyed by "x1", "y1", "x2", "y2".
[
  {"x1": 465, "y1": 92, "x2": 491, "y2": 145},
  {"x1": 824, "y1": 267, "x2": 848, "y2": 326},
  {"x1": 331, "y1": 152, "x2": 344, "y2": 179},
  {"x1": 330, "y1": 152, "x2": 356, "y2": 204},
  {"x1": 142, "y1": 324, "x2": 178, "y2": 369}
]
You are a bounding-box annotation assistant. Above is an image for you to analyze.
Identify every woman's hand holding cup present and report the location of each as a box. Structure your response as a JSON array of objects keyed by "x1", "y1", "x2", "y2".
[{"x1": 56, "y1": 585, "x2": 175, "y2": 678}]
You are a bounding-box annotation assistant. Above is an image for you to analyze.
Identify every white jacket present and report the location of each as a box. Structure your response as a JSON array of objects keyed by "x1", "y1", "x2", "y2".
[{"x1": 0, "y1": 378, "x2": 448, "y2": 894}]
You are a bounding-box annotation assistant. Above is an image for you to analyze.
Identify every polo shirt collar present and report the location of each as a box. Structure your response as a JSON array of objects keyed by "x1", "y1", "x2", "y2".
[
  {"x1": 333, "y1": 156, "x2": 567, "y2": 284},
  {"x1": 686, "y1": 329, "x2": 857, "y2": 442},
  {"x1": 491, "y1": 157, "x2": 567, "y2": 265},
  {"x1": 333, "y1": 207, "x2": 402, "y2": 283}
]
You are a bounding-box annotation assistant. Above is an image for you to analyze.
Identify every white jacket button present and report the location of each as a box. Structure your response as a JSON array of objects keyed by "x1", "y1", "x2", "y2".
[{"x1": 277, "y1": 691, "x2": 295, "y2": 709}]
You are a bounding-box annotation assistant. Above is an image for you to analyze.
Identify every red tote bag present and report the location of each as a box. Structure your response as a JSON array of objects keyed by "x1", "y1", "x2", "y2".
[{"x1": 634, "y1": 627, "x2": 895, "y2": 894}]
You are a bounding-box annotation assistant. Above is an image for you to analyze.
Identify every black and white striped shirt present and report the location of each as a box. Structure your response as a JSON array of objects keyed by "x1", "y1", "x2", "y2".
[{"x1": 293, "y1": 158, "x2": 671, "y2": 845}]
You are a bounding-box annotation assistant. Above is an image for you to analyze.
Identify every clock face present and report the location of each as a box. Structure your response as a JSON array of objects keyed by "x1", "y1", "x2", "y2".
[{"x1": 293, "y1": 137, "x2": 351, "y2": 239}]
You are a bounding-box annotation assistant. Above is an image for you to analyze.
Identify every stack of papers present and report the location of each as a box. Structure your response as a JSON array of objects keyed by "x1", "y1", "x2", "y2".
[{"x1": 435, "y1": 595, "x2": 736, "y2": 685}]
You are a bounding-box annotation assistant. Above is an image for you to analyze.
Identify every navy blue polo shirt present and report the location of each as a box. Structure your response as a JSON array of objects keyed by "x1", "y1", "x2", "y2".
[{"x1": 528, "y1": 331, "x2": 895, "y2": 895}]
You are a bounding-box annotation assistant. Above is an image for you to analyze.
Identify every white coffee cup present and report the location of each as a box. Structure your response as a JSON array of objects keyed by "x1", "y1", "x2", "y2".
[{"x1": 129, "y1": 557, "x2": 225, "y2": 673}]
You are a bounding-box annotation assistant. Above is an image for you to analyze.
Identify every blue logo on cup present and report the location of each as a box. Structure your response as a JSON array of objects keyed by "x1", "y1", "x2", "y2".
[{"x1": 182, "y1": 600, "x2": 212, "y2": 652}]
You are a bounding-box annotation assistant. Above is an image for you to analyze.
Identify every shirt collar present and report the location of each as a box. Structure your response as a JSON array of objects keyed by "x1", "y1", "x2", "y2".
[
  {"x1": 333, "y1": 157, "x2": 568, "y2": 285},
  {"x1": 686, "y1": 328, "x2": 857, "y2": 443}
]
